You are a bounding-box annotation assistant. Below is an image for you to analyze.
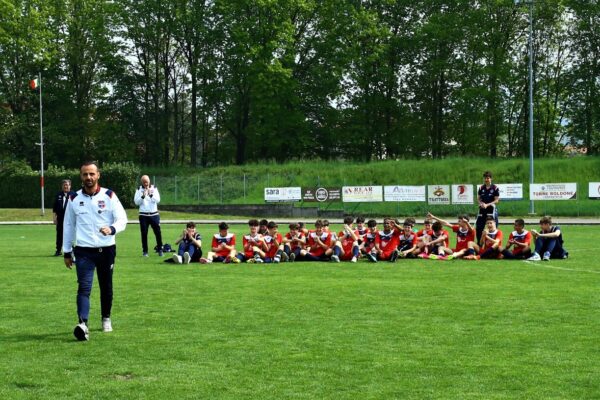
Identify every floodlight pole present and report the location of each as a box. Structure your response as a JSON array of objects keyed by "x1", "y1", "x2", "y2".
[
  {"x1": 527, "y1": 0, "x2": 535, "y2": 215},
  {"x1": 516, "y1": 0, "x2": 535, "y2": 214},
  {"x1": 38, "y1": 72, "x2": 45, "y2": 216}
]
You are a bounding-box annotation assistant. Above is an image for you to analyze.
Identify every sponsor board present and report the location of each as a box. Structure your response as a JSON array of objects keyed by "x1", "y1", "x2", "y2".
[
  {"x1": 428, "y1": 185, "x2": 450, "y2": 205},
  {"x1": 530, "y1": 183, "x2": 577, "y2": 200},
  {"x1": 302, "y1": 187, "x2": 342, "y2": 202},
  {"x1": 342, "y1": 186, "x2": 383, "y2": 202},
  {"x1": 384, "y1": 185, "x2": 427, "y2": 202},
  {"x1": 495, "y1": 183, "x2": 523, "y2": 200},
  {"x1": 264, "y1": 187, "x2": 302, "y2": 202},
  {"x1": 589, "y1": 182, "x2": 600, "y2": 200},
  {"x1": 451, "y1": 184, "x2": 474, "y2": 204}
]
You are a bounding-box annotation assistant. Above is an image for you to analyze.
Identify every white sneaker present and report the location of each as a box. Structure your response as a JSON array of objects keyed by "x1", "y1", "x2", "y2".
[
  {"x1": 351, "y1": 256, "x2": 357, "y2": 263},
  {"x1": 74, "y1": 322, "x2": 89, "y2": 341},
  {"x1": 281, "y1": 252, "x2": 289, "y2": 262},
  {"x1": 274, "y1": 256, "x2": 281, "y2": 263},
  {"x1": 331, "y1": 255, "x2": 340, "y2": 263},
  {"x1": 102, "y1": 318, "x2": 112, "y2": 333},
  {"x1": 172, "y1": 254, "x2": 182, "y2": 264},
  {"x1": 183, "y1": 252, "x2": 191, "y2": 264},
  {"x1": 527, "y1": 253, "x2": 541, "y2": 261}
]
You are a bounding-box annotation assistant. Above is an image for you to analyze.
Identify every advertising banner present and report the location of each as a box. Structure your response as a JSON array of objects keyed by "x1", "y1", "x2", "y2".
[
  {"x1": 495, "y1": 183, "x2": 524, "y2": 200},
  {"x1": 302, "y1": 187, "x2": 342, "y2": 202},
  {"x1": 428, "y1": 185, "x2": 450, "y2": 205},
  {"x1": 384, "y1": 185, "x2": 427, "y2": 202},
  {"x1": 451, "y1": 184, "x2": 474, "y2": 204},
  {"x1": 530, "y1": 183, "x2": 577, "y2": 200},
  {"x1": 264, "y1": 187, "x2": 302, "y2": 202},
  {"x1": 589, "y1": 182, "x2": 600, "y2": 200},
  {"x1": 342, "y1": 186, "x2": 383, "y2": 202}
]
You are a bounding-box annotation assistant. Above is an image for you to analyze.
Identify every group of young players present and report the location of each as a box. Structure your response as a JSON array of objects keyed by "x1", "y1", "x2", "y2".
[{"x1": 171, "y1": 214, "x2": 568, "y2": 265}]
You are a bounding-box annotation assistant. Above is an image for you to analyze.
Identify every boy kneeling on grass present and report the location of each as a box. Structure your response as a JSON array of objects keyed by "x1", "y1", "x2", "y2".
[{"x1": 527, "y1": 216, "x2": 569, "y2": 261}]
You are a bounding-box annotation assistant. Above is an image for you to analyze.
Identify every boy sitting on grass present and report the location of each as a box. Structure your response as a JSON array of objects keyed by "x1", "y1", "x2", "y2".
[
  {"x1": 172, "y1": 221, "x2": 202, "y2": 264},
  {"x1": 200, "y1": 222, "x2": 238, "y2": 264},
  {"x1": 527, "y1": 216, "x2": 569, "y2": 261}
]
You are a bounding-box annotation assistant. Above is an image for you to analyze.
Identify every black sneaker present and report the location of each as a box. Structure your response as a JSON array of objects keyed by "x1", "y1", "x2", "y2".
[
  {"x1": 389, "y1": 249, "x2": 399, "y2": 263},
  {"x1": 367, "y1": 252, "x2": 378, "y2": 263},
  {"x1": 54, "y1": 250, "x2": 61, "y2": 257},
  {"x1": 74, "y1": 323, "x2": 89, "y2": 341}
]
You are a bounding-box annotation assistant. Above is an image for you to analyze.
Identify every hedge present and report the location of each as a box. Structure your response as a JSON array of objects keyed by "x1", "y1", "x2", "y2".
[{"x1": 0, "y1": 162, "x2": 140, "y2": 209}]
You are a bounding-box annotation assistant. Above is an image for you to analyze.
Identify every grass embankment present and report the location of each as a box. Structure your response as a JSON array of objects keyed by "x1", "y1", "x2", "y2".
[
  {"x1": 145, "y1": 157, "x2": 600, "y2": 217},
  {"x1": 1, "y1": 224, "x2": 598, "y2": 399}
]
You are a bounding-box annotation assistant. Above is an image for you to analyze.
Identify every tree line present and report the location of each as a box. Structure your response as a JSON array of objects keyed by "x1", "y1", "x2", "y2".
[{"x1": 0, "y1": 0, "x2": 598, "y2": 169}]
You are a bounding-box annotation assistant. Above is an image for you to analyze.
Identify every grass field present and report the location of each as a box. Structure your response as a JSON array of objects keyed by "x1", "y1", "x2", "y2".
[{"x1": 1, "y1": 223, "x2": 599, "y2": 399}]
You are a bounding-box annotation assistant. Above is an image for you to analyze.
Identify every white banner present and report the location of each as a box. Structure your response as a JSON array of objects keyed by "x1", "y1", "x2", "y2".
[
  {"x1": 495, "y1": 183, "x2": 524, "y2": 200},
  {"x1": 589, "y1": 182, "x2": 600, "y2": 199},
  {"x1": 384, "y1": 185, "x2": 426, "y2": 202},
  {"x1": 451, "y1": 184, "x2": 474, "y2": 204},
  {"x1": 428, "y1": 185, "x2": 450, "y2": 205},
  {"x1": 530, "y1": 183, "x2": 577, "y2": 200},
  {"x1": 342, "y1": 186, "x2": 383, "y2": 202},
  {"x1": 264, "y1": 187, "x2": 302, "y2": 202}
]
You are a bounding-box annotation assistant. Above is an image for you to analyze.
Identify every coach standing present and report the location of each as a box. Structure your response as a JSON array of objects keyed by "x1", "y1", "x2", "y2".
[
  {"x1": 134, "y1": 175, "x2": 163, "y2": 257},
  {"x1": 476, "y1": 171, "x2": 500, "y2": 243},
  {"x1": 63, "y1": 161, "x2": 127, "y2": 341},
  {"x1": 52, "y1": 179, "x2": 75, "y2": 256}
]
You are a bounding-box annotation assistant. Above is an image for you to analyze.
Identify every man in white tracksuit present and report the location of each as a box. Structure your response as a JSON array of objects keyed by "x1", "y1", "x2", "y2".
[{"x1": 63, "y1": 161, "x2": 128, "y2": 341}]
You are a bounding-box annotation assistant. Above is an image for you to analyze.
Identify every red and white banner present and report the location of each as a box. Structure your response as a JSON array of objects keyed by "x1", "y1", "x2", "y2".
[{"x1": 451, "y1": 184, "x2": 474, "y2": 204}]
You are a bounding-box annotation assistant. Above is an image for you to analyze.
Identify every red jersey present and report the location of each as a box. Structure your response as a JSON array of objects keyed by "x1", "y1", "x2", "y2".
[
  {"x1": 242, "y1": 233, "x2": 264, "y2": 258},
  {"x1": 264, "y1": 233, "x2": 283, "y2": 258},
  {"x1": 375, "y1": 229, "x2": 401, "y2": 253},
  {"x1": 508, "y1": 230, "x2": 532, "y2": 255},
  {"x1": 398, "y1": 231, "x2": 417, "y2": 249},
  {"x1": 417, "y1": 228, "x2": 433, "y2": 238},
  {"x1": 354, "y1": 227, "x2": 368, "y2": 242},
  {"x1": 338, "y1": 231, "x2": 357, "y2": 257},
  {"x1": 307, "y1": 231, "x2": 332, "y2": 257},
  {"x1": 285, "y1": 232, "x2": 306, "y2": 251},
  {"x1": 452, "y1": 225, "x2": 475, "y2": 252},
  {"x1": 212, "y1": 233, "x2": 236, "y2": 257},
  {"x1": 481, "y1": 229, "x2": 503, "y2": 252},
  {"x1": 363, "y1": 230, "x2": 377, "y2": 253}
]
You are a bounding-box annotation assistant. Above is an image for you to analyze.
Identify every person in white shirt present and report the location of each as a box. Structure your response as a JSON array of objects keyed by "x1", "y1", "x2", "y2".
[
  {"x1": 134, "y1": 175, "x2": 163, "y2": 257},
  {"x1": 63, "y1": 161, "x2": 127, "y2": 341}
]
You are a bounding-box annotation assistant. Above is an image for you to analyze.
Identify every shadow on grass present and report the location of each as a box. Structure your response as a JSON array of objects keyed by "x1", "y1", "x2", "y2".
[{"x1": 1, "y1": 331, "x2": 79, "y2": 343}]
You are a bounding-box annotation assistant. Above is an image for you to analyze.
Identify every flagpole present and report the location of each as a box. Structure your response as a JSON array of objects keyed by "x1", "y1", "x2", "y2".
[{"x1": 39, "y1": 72, "x2": 45, "y2": 216}]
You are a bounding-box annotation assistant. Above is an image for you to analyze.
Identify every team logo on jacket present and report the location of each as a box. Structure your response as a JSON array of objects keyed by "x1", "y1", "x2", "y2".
[{"x1": 98, "y1": 200, "x2": 106, "y2": 209}]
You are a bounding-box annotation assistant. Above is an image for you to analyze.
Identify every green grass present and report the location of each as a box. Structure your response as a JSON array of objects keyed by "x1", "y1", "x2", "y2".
[
  {"x1": 143, "y1": 157, "x2": 600, "y2": 217},
  {"x1": 1, "y1": 223, "x2": 599, "y2": 399}
]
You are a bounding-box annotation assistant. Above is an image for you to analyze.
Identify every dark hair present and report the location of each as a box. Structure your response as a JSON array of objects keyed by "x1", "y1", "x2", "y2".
[
  {"x1": 289, "y1": 223, "x2": 299, "y2": 230},
  {"x1": 424, "y1": 219, "x2": 432, "y2": 225},
  {"x1": 403, "y1": 219, "x2": 413, "y2": 227},
  {"x1": 186, "y1": 221, "x2": 196, "y2": 229},
  {"x1": 298, "y1": 222, "x2": 305, "y2": 229},
  {"x1": 267, "y1": 221, "x2": 278, "y2": 229},
  {"x1": 483, "y1": 171, "x2": 492, "y2": 178},
  {"x1": 322, "y1": 219, "x2": 330, "y2": 226},
  {"x1": 343, "y1": 216, "x2": 354, "y2": 224},
  {"x1": 458, "y1": 214, "x2": 470, "y2": 222},
  {"x1": 405, "y1": 217, "x2": 416, "y2": 226},
  {"x1": 486, "y1": 216, "x2": 495, "y2": 222},
  {"x1": 540, "y1": 216, "x2": 552, "y2": 224},
  {"x1": 259, "y1": 219, "x2": 268, "y2": 226},
  {"x1": 80, "y1": 161, "x2": 99, "y2": 171},
  {"x1": 432, "y1": 221, "x2": 442, "y2": 232},
  {"x1": 367, "y1": 219, "x2": 377, "y2": 228},
  {"x1": 248, "y1": 219, "x2": 259, "y2": 226},
  {"x1": 514, "y1": 218, "x2": 525, "y2": 227},
  {"x1": 314, "y1": 219, "x2": 323, "y2": 228},
  {"x1": 218, "y1": 222, "x2": 229, "y2": 230},
  {"x1": 356, "y1": 216, "x2": 365, "y2": 224}
]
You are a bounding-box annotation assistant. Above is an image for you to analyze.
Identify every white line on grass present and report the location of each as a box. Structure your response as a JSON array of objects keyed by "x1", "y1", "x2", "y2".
[{"x1": 522, "y1": 261, "x2": 600, "y2": 274}]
